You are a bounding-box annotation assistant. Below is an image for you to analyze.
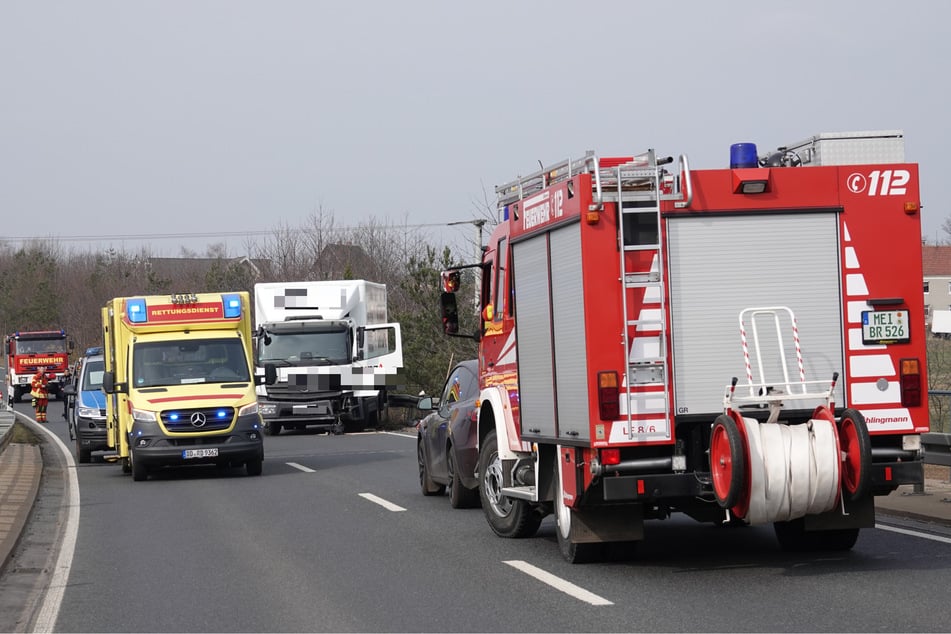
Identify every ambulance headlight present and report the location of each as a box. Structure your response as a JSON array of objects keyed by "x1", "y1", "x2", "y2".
[
  {"x1": 131, "y1": 407, "x2": 158, "y2": 422},
  {"x1": 238, "y1": 402, "x2": 259, "y2": 417}
]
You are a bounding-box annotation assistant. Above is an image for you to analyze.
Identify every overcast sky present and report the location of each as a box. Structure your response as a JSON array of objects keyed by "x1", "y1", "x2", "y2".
[{"x1": 2, "y1": 1, "x2": 948, "y2": 256}]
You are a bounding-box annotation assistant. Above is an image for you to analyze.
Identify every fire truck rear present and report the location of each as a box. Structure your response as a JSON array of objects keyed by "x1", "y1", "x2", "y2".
[
  {"x1": 439, "y1": 130, "x2": 926, "y2": 562},
  {"x1": 5, "y1": 329, "x2": 72, "y2": 405}
]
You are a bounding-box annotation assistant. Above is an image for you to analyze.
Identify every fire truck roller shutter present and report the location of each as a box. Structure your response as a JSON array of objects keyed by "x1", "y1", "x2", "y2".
[
  {"x1": 667, "y1": 212, "x2": 844, "y2": 419},
  {"x1": 512, "y1": 222, "x2": 589, "y2": 440}
]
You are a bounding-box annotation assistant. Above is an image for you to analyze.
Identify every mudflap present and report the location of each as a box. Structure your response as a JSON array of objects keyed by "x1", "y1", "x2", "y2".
[
  {"x1": 567, "y1": 504, "x2": 645, "y2": 544},
  {"x1": 803, "y1": 494, "x2": 875, "y2": 531}
]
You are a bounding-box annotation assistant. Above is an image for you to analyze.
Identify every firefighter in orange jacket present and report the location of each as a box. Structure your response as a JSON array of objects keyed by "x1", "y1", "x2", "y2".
[{"x1": 31, "y1": 366, "x2": 50, "y2": 423}]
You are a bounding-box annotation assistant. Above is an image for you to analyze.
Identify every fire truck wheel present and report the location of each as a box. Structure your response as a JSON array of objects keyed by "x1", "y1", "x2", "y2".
[
  {"x1": 448, "y1": 447, "x2": 480, "y2": 509},
  {"x1": 75, "y1": 436, "x2": 91, "y2": 464},
  {"x1": 554, "y1": 458, "x2": 603, "y2": 564},
  {"x1": 773, "y1": 518, "x2": 860, "y2": 552},
  {"x1": 418, "y1": 440, "x2": 445, "y2": 496},
  {"x1": 710, "y1": 414, "x2": 746, "y2": 509},
  {"x1": 838, "y1": 408, "x2": 872, "y2": 502},
  {"x1": 478, "y1": 431, "x2": 542, "y2": 539},
  {"x1": 130, "y1": 449, "x2": 148, "y2": 482},
  {"x1": 265, "y1": 421, "x2": 282, "y2": 436}
]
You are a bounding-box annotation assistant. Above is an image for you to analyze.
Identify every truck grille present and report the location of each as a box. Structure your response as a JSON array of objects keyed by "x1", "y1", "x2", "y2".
[{"x1": 160, "y1": 407, "x2": 234, "y2": 433}]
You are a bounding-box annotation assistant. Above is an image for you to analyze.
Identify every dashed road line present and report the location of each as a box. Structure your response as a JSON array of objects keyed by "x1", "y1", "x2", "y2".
[
  {"x1": 876, "y1": 523, "x2": 951, "y2": 544},
  {"x1": 359, "y1": 492, "x2": 406, "y2": 512},
  {"x1": 504, "y1": 560, "x2": 613, "y2": 606},
  {"x1": 287, "y1": 462, "x2": 316, "y2": 473}
]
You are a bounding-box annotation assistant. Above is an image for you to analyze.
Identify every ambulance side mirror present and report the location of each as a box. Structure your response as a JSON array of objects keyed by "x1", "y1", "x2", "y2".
[
  {"x1": 264, "y1": 363, "x2": 277, "y2": 386},
  {"x1": 102, "y1": 371, "x2": 115, "y2": 394}
]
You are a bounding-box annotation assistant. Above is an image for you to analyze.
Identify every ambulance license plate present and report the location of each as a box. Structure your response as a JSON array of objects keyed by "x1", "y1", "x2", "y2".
[
  {"x1": 861, "y1": 309, "x2": 910, "y2": 344},
  {"x1": 182, "y1": 448, "x2": 219, "y2": 459}
]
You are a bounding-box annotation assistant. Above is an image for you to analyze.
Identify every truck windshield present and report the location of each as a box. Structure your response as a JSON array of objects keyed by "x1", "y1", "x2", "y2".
[
  {"x1": 258, "y1": 330, "x2": 350, "y2": 366},
  {"x1": 133, "y1": 338, "x2": 250, "y2": 388},
  {"x1": 16, "y1": 339, "x2": 66, "y2": 354}
]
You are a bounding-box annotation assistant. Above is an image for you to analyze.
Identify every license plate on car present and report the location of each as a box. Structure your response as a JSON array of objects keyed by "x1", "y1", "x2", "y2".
[
  {"x1": 182, "y1": 448, "x2": 219, "y2": 459},
  {"x1": 862, "y1": 309, "x2": 910, "y2": 344}
]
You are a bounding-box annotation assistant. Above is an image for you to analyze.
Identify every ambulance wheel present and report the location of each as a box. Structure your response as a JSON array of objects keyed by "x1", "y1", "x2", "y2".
[
  {"x1": 246, "y1": 456, "x2": 263, "y2": 477},
  {"x1": 774, "y1": 518, "x2": 860, "y2": 552},
  {"x1": 130, "y1": 449, "x2": 148, "y2": 482},
  {"x1": 448, "y1": 447, "x2": 480, "y2": 509},
  {"x1": 554, "y1": 457, "x2": 603, "y2": 564},
  {"x1": 265, "y1": 421, "x2": 281, "y2": 436},
  {"x1": 418, "y1": 440, "x2": 445, "y2": 496},
  {"x1": 75, "y1": 436, "x2": 91, "y2": 464},
  {"x1": 479, "y1": 431, "x2": 541, "y2": 539},
  {"x1": 710, "y1": 414, "x2": 746, "y2": 509}
]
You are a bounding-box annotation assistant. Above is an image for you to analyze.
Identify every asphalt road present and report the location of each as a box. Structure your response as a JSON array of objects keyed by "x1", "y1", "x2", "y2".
[{"x1": 5, "y1": 401, "x2": 951, "y2": 633}]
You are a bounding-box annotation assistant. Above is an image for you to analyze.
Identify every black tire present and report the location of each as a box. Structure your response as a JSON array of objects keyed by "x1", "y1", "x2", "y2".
[
  {"x1": 710, "y1": 414, "x2": 746, "y2": 509},
  {"x1": 265, "y1": 420, "x2": 282, "y2": 436},
  {"x1": 774, "y1": 518, "x2": 860, "y2": 552},
  {"x1": 130, "y1": 449, "x2": 148, "y2": 482},
  {"x1": 478, "y1": 430, "x2": 542, "y2": 538},
  {"x1": 418, "y1": 440, "x2": 445, "y2": 496},
  {"x1": 838, "y1": 408, "x2": 872, "y2": 502},
  {"x1": 554, "y1": 456, "x2": 603, "y2": 563},
  {"x1": 246, "y1": 456, "x2": 263, "y2": 476},
  {"x1": 75, "y1": 435, "x2": 91, "y2": 464},
  {"x1": 448, "y1": 447, "x2": 480, "y2": 509}
]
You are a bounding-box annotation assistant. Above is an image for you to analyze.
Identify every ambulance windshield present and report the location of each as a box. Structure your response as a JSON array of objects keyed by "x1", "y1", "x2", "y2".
[{"x1": 133, "y1": 338, "x2": 249, "y2": 387}]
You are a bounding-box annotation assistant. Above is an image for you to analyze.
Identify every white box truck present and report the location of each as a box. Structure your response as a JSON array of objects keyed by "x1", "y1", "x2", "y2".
[{"x1": 254, "y1": 280, "x2": 403, "y2": 435}]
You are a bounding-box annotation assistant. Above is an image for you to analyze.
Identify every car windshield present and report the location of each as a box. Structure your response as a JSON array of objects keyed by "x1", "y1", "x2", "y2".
[
  {"x1": 82, "y1": 359, "x2": 105, "y2": 390},
  {"x1": 133, "y1": 338, "x2": 250, "y2": 388}
]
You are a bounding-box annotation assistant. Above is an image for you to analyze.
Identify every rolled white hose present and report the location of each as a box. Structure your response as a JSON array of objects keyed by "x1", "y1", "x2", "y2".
[{"x1": 739, "y1": 417, "x2": 839, "y2": 525}]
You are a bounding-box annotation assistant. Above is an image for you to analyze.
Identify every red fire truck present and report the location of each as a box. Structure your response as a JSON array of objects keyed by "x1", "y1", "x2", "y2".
[
  {"x1": 439, "y1": 130, "x2": 926, "y2": 562},
  {"x1": 5, "y1": 329, "x2": 72, "y2": 405}
]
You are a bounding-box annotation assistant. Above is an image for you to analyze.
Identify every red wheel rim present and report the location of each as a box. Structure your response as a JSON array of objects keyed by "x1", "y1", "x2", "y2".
[
  {"x1": 710, "y1": 423, "x2": 735, "y2": 502},
  {"x1": 840, "y1": 417, "x2": 862, "y2": 495}
]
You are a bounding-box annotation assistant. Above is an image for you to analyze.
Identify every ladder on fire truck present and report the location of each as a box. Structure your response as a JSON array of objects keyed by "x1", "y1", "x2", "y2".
[{"x1": 602, "y1": 150, "x2": 676, "y2": 439}]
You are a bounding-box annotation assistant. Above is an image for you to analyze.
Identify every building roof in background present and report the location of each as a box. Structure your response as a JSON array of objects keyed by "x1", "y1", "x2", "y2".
[{"x1": 922, "y1": 246, "x2": 951, "y2": 276}]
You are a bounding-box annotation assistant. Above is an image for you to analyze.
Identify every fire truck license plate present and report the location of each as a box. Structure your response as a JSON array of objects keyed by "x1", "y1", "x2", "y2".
[
  {"x1": 182, "y1": 448, "x2": 219, "y2": 459},
  {"x1": 861, "y1": 310, "x2": 910, "y2": 344}
]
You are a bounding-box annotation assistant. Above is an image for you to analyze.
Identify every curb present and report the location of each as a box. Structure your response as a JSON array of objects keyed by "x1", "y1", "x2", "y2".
[{"x1": 0, "y1": 410, "x2": 43, "y2": 575}]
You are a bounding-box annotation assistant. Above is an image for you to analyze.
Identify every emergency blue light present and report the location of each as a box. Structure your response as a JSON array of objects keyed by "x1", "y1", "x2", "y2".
[
  {"x1": 503, "y1": 205, "x2": 510, "y2": 221},
  {"x1": 730, "y1": 143, "x2": 759, "y2": 169},
  {"x1": 216, "y1": 409, "x2": 228, "y2": 418},
  {"x1": 222, "y1": 293, "x2": 242, "y2": 319},
  {"x1": 169, "y1": 412, "x2": 181, "y2": 421},
  {"x1": 127, "y1": 298, "x2": 148, "y2": 323}
]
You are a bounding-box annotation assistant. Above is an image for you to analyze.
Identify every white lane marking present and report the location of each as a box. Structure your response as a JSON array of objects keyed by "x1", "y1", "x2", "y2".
[
  {"x1": 876, "y1": 523, "x2": 951, "y2": 544},
  {"x1": 504, "y1": 560, "x2": 613, "y2": 606},
  {"x1": 359, "y1": 492, "x2": 406, "y2": 512},
  {"x1": 382, "y1": 431, "x2": 416, "y2": 439},
  {"x1": 16, "y1": 412, "x2": 79, "y2": 633},
  {"x1": 287, "y1": 462, "x2": 316, "y2": 473}
]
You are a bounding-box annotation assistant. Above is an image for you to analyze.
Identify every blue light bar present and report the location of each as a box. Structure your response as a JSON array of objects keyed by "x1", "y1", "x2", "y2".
[
  {"x1": 730, "y1": 143, "x2": 759, "y2": 169},
  {"x1": 222, "y1": 293, "x2": 242, "y2": 319},
  {"x1": 169, "y1": 412, "x2": 181, "y2": 422},
  {"x1": 503, "y1": 205, "x2": 510, "y2": 221},
  {"x1": 216, "y1": 409, "x2": 228, "y2": 419},
  {"x1": 127, "y1": 298, "x2": 148, "y2": 324}
]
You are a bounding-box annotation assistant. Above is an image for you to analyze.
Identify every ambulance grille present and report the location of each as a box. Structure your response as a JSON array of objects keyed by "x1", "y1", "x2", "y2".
[{"x1": 160, "y1": 407, "x2": 234, "y2": 432}]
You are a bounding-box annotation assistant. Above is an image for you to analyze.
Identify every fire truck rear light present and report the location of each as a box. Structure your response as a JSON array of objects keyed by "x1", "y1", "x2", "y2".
[
  {"x1": 899, "y1": 358, "x2": 921, "y2": 407},
  {"x1": 902, "y1": 435, "x2": 921, "y2": 451},
  {"x1": 597, "y1": 371, "x2": 620, "y2": 420},
  {"x1": 731, "y1": 168, "x2": 771, "y2": 194},
  {"x1": 904, "y1": 202, "x2": 919, "y2": 214},
  {"x1": 601, "y1": 448, "x2": 620, "y2": 465},
  {"x1": 585, "y1": 210, "x2": 600, "y2": 224}
]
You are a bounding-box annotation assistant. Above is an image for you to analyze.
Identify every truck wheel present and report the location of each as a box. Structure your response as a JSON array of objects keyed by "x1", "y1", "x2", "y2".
[
  {"x1": 130, "y1": 449, "x2": 148, "y2": 482},
  {"x1": 554, "y1": 456, "x2": 603, "y2": 563},
  {"x1": 265, "y1": 421, "x2": 281, "y2": 436},
  {"x1": 710, "y1": 414, "x2": 746, "y2": 509},
  {"x1": 418, "y1": 440, "x2": 445, "y2": 496},
  {"x1": 838, "y1": 408, "x2": 871, "y2": 502},
  {"x1": 478, "y1": 431, "x2": 541, "y2": 538},
  {"x1": 75, "y1": 436, "x2": 91, "y2": 464},
  {"x1": 246, "y1": 456, "x2": 263, "y2": 476},
  {"x1": 774, "y1": 518, "x2": 860, "y2": 552},
  {"x1": 448, "y1": 447, "x2": 479, "y2": 509}
]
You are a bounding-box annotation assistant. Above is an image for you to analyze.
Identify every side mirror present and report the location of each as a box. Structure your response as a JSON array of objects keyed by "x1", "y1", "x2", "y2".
[
  {"x1": 417, "y1": 396, "x2": 434, "y2": 410},
  {"x1": 264, "y1": 363, "x2": 277, "y2": 385},
  {"x1": 102, "y1": 371, "x2": 115, "y2": 394},
  {"x1": 440, "y1": 292, "x2": 459, "y2": 335}
]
